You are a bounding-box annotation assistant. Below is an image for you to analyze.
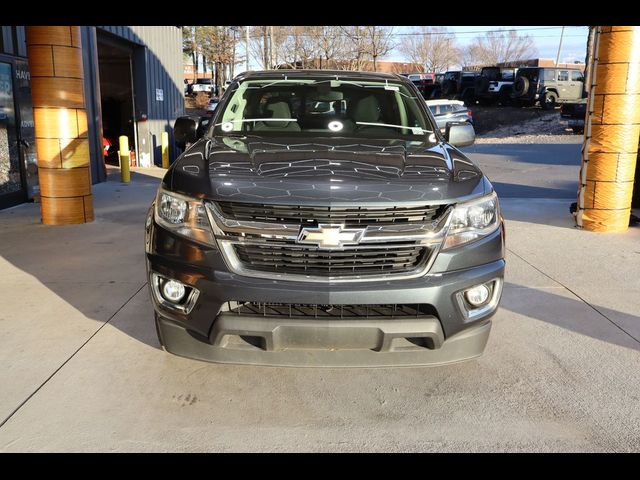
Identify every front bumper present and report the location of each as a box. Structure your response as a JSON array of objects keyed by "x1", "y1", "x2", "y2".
[{"x1": 147, "y1": 217, "x2": 505, "y2": 367}]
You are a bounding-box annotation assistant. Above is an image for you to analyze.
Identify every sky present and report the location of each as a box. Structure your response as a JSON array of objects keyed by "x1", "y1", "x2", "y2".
[
  {"x1": 233, "y1": 26, "x2": 590, "y2": 73},
  {"x1": 387, "y1": 26, "x2": 589, "y2": 64}
]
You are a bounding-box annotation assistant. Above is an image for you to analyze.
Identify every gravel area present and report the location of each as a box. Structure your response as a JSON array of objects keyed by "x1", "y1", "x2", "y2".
[{"x1": 476, "y1": 109, "x2": 583, "y2": 144}]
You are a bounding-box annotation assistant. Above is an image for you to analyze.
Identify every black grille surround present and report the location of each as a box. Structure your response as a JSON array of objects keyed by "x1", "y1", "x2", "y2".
[
  {"x1": 221, "y1": 301, "x2": 438, "y2": 319},
  {"x1": 232, "y1": 241, "x2": 428, "y2": 277},
  {"x1": 216, "y1": 201, "x2": 447, "y2": 227}
]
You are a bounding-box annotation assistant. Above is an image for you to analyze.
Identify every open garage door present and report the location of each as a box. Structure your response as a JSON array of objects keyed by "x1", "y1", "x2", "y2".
[{"x1": 96, "y1": 36, "x2": 137, "y2": 167}]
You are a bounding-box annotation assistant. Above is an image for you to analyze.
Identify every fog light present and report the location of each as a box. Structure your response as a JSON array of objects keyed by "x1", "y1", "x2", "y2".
[
  {"x1": 464, "y1": 284, "x2": 490, "y2": 306},
  {"x1": 162, "y1": 279, "x2": 186, "y2": 303}
]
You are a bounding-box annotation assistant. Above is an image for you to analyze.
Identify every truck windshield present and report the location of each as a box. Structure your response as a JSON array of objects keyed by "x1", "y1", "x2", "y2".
[{"x1": 212, "y1": 78, "x2": 434, "y2": 139}]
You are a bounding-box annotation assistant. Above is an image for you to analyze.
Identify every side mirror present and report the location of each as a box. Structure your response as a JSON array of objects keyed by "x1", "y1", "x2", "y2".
[
  {"x1": 445, "y1": 122, "x2": 475, "y2": 147},
  {"x1": 196, "y1": 116, "x2": 212, "y2": 139}
]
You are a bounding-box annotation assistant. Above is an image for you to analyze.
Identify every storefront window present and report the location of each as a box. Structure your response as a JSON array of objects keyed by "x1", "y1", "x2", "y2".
[{"x1": 0, "y1": 62, "x2": 23, "y2": 197}]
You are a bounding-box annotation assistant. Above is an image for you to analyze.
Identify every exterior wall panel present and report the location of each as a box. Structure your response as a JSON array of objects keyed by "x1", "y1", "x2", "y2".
[{"x1": 95, "y1": 26, "x2": 184, "y2": 164}]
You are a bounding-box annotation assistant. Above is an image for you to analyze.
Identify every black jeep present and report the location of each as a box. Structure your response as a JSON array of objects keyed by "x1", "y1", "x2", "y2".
[{"x1": 474, "y1": 66, "x2": 517, "y2": 106}]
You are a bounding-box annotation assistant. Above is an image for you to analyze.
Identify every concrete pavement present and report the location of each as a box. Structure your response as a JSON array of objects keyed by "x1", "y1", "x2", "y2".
[{"x1": 1, "y1": 143, "x2": 639, "y2": 452}]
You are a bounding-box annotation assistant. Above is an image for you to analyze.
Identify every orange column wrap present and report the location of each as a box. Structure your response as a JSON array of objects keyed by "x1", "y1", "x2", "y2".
[
  {"x1": 26, "y1": 26, "x2": 94, "y2": 224},
  {"x1": 577, "y1": 26, "x2": 640, "y2": 232}
]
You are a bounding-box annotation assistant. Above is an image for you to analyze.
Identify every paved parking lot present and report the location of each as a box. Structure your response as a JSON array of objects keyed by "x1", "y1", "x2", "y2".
[{"x1": 1, "y1": 139, "x2": 639, "y2": 452}]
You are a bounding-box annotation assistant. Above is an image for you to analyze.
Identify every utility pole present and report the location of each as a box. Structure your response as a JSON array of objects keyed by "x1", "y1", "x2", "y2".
[
  {"x1": 192, "y1": 26, "x2": 197, "y2": 82},
  {"x1": 245, "y1": 26, "x2": 250, "y2": 72},
  {"x1": 555, "y1": 26, "x2": 566, "y2": 66},
  {"x1": 269, "y1": 25, "x2": 274, "y2": 69},
  {"x1": 583, "y1": 26, "x2": 596, "y2": 96}
]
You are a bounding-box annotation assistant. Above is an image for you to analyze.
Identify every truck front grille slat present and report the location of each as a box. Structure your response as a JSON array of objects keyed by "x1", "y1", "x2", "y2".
[
  {"x1": 216, "y1": 201, "x2": 445, "y2": 227},
  {"x1": 222, "y1": 302, "x2": 437, "y2": 319},
  {"x1": 233, "y1": 244, "x2": 427, "y2": 276},
  {"x1": 212, "y1": 201, "x2": 449, "y2": 279}
]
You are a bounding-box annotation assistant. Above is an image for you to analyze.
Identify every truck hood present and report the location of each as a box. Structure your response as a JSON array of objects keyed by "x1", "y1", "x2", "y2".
[{"x1": 168, "y1": 135, "x2": 490, "y2": 205}]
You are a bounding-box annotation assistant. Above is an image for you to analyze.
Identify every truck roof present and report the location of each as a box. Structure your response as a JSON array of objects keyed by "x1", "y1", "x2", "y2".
[{"x1": 235, "y1": 69, "x2": 405, "y2": 82}]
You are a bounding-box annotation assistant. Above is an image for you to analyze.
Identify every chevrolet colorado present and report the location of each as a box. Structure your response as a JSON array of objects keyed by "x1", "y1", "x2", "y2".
[{"x1": 145, "y1": 70, "x2": 505, "y2": 367}]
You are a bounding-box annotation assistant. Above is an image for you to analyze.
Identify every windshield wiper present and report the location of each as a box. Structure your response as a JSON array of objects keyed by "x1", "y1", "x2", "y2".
[
  {"x1": 356, "y1": 122, "x2": 433, "y2": 134},
  {"x1": 215, "y1": 118, "x2": 299, "y2": 127}
]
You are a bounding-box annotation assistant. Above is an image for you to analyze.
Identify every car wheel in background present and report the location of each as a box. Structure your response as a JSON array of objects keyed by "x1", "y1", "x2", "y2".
[
  {"x1": 541, "y1": 91, "x2": 558, "y2": 110},
  {"x1": 498, "y1": 90, "x2": 513, "y2": 107},
  {"x1": 514, "y1": 76, "x2": 529, "y2": 96}
]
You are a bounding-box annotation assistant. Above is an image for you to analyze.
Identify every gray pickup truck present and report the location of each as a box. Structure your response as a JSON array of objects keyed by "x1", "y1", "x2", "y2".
[{"x1": 145, "y1": 70, "x2": 505, "y2": 367}]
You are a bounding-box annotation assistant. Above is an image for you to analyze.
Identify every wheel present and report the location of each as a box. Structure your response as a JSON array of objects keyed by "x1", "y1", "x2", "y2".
[
  {"x1": 498, "y1": 90, "x2": 513, "y2": 106},
  {"x1": 462, "y1": 89, "x2": 476, "y2": 105},
  {"x1": 541, "y1": 91, "x2": 558, "y2": 110}
]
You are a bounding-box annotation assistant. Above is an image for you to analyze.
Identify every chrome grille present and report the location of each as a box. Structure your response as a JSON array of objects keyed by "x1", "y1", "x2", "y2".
[
  {"x1": 209, "y1": 201, "x2": 451, "y2": 282},
  {"x1": 232, "y1": 242, "x2": 427, "y2": 276},
  {"x1": 215, "y1": 201, "x2": 445, "y2": 227}
]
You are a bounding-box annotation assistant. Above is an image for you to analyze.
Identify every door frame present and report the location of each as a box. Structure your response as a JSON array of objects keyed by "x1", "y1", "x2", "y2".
[{"x1": 0, "y1": 54, "x2": 28, "y2": 210}]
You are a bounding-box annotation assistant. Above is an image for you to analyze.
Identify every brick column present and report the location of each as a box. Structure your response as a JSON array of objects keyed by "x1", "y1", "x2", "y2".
[
  {"x1": 577, "y1": 26, "x2": 640, "y2": 232},
  {"x1": 26, "y1": 26, "x2": 93, "y2": 224}
]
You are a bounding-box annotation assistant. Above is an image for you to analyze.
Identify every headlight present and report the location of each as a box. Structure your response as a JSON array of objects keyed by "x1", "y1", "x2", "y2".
[
  {"x1": 443, "y1": 191, "x2": 500, "y2": 249},
  {"x1": 154, "y1": 188, "x2": 216, "y2": 246}
]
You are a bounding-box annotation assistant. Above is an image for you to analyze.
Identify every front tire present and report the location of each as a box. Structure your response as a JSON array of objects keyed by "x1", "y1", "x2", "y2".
[{"x1": 541, "y1": 91, "x2": 558, "y2": 110}]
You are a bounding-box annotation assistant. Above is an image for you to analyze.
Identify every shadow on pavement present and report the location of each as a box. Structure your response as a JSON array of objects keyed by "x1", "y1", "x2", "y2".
[
  {"x1": 492, "y1": 181, "x2": 577, "y2": 199},
  {"x1": 0, "y1": 167, "x2": 165, "y2": 351},
  {"x1": 467, "y1": 143, "x2": 582, "y2": 166},
  {"x1": 501, "y1": 282, "x2": 640, "y2": 352}
]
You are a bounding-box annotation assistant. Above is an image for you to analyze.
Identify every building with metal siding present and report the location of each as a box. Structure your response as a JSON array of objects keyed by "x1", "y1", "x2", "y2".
[
  {"x1": 84, "y1": 26, "x2": 185, "y2": 183},
  {"x1": 1, "y1": 25, "x2": 184, "y2": 212}
]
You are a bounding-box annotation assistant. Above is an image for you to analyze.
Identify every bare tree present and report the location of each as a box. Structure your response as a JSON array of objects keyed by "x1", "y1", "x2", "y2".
[
  {"x1": 459, "y1": 44, "x2": 482, "y2": 69},
  {"x1": 314, "y1": 26, "x2": 345, "y2": 69},
  {"x1": 340, "y1": 26, "x2": 369, "y2": 70},
  {"x1": 470, "y1": 29, "x2": 538, "y2": 65},
  {"x1": 197, "y1": 26, "x2": 239, "y2": 94},
  {"x1": 182, "y1": 26, "x2": 200, "y2": 81},
  {"x1": 398, "y1": 26, "x2": 459, "y2": 72},
  {"x1": 362, "y1": 26, "x2": 395, "y2": 71}
]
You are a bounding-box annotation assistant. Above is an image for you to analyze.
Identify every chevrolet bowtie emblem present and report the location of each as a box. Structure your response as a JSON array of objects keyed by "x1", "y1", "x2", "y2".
[{"x1": 297, "y1": 224, "x2": 365, "y2": 249}]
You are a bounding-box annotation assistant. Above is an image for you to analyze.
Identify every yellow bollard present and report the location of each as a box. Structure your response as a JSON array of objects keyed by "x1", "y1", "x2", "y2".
[
  {"x1": 119, "y1": 135, "x2": 130, "y2": 183},
  {"x1": 161, "y1": 132, "x2": 169, "y2": 168}
]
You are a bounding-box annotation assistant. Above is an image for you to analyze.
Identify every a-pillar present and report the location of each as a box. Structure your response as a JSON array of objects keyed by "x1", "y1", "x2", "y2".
[
  {"x1": 577, "y1": 26, "x2": 640, "y2": 232},
  {"x1": 26, "y1": 26, "x2": 93, "y2": 224}
]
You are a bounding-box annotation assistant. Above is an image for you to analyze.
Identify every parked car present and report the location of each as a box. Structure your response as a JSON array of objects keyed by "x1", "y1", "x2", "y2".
[
  {"x1": 511, "y1": 67, "x2": 585, "y2": 109},
  {"x1": 147, "y1": 70, "x2": 505, "y2": 367},
  {"x1": 191, "y1": 78, "x2": 214, "y2": 95},
  {"x1": 412, "y1": 73, "x2": 439, "y2": 99},
  {"x1": 439, "y1": 71, "x2": 479, "y2": 102},
  {"x1": 404, "y1": 72, "x2": 433, "y2": 82},
  {"x1": 205, "y1": 97, "x2": 219, "y2": 113},
  {"x1": 425, "y1": 99, "x2": 474, "y2": 133},
  {"x1": 560, "y1": 99, "x2": 587, "y2": 133},
  {"x1": 474, "y1": 67, "x2": 517, "y2": 105}
]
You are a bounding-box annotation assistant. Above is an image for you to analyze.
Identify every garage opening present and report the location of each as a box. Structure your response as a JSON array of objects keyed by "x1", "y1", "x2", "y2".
[{"x1": 96, "y1": 35, "x2": 136, "y2": 167}]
